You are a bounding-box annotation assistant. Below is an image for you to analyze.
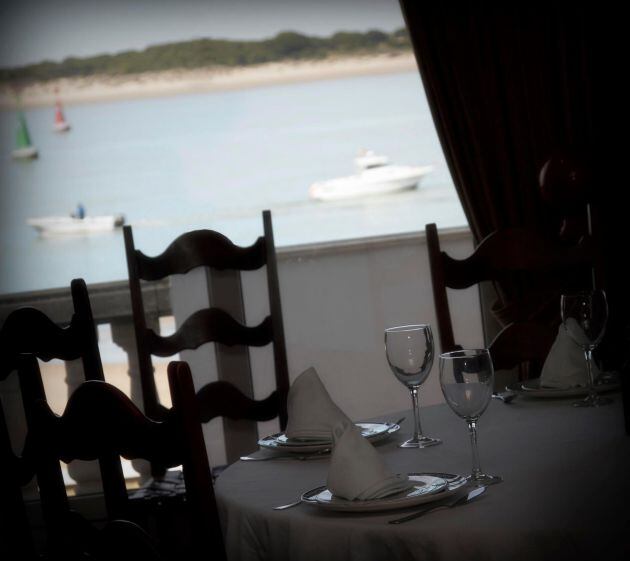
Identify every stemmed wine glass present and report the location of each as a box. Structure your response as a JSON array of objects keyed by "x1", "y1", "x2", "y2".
[
  {"x1": 439, "y1": 349, "x2": 502, "y2": 486},
  {"x1": 385, "y1": 324, "x2": 441, "y2": 448},
  {"x1": 561, "y1": 289, "x2": 611, "y2": 407}
]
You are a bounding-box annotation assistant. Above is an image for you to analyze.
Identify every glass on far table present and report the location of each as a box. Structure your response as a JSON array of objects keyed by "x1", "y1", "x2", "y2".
[
  {"x1": 439, "y1": 348, "x2": 502, "y2": 486},
  {"x1": 561, "y1": 289, "x2": 612, "y2": 407},
  {"x1": 385, "y1": 324, "x2": 441, "y2": 448}
]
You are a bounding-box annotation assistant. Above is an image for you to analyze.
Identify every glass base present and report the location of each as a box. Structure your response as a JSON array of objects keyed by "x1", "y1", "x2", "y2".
[
  {"x1": 467, "y1": 473, "x2": 502, "y2": 486},
  {"x1": 573, "y1": 394, "x2": 613, "y2": 407},
  {"x1": 399, "y1": 436, "x2": 442, "y2": 448}
]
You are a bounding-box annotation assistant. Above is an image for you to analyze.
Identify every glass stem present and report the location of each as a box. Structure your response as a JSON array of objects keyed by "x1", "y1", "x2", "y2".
[
  {"x1": 585, "y1": 349, "x2": 597, "y2": 400},
  {"x1": 467, "y1": 419, "x2": 482, "y2": 480},
  {"x1": 410, "y1": 386, "x2": 423, "y2": 439}
]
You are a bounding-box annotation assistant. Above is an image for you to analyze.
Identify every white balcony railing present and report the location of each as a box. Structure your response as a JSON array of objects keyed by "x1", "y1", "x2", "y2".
[{"x1": 0, "y1": 226, "x2": 482, "y2": 489}]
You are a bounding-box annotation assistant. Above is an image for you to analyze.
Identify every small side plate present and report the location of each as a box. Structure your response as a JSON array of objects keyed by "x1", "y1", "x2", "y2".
[
  {"x1": 506, "y1": 376, "x2": 620, "y2": 399},
  {"x1": 259, "y1": 422, "x2": 400, "y2": 454}
]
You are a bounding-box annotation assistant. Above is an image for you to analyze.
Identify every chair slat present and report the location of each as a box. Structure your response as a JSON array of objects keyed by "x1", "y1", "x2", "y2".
[
  {"x1": 146, "y1": 309, "x2": 273, "y2": 357},
  {"x1": 134, "y1": 229, "x2": 266, "y2": 280}
]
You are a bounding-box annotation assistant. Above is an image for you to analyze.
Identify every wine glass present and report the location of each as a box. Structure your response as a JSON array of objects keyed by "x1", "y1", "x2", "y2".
[
  {"x1": 385, "y1": 324, "x2": 441, "y2": 448},
  {"x1": 439, "y1": 349, "x2": 502, "y2": 486},
  {"x1": 561, "y1": 289, "x2": 611, "y2": 407}
]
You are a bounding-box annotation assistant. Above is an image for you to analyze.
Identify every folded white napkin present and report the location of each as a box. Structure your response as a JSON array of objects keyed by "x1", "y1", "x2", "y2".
[
  {"x1": 540, "y1": 324, "x2": 600, "y2": 388},
  {"x1": 285, "y1": 367, "x2": 351, "y2": 441},
  {"x1": 327, "y1": 420, "x2": 412, "y2": 501}
]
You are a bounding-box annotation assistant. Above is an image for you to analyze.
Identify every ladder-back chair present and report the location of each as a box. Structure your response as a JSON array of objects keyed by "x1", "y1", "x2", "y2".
[
  {"x1": 124, "y1": 210, "x2": 290, "y2": 464},
  {"x1": 18, "y1": 359, "x2": 224, "y2": 560},
  {"x1": 0, "y1": 279, "x2": 127, "y2": 533},
  {"x1": 425, "y1": 223, "x2": 598, "y2": 378}
]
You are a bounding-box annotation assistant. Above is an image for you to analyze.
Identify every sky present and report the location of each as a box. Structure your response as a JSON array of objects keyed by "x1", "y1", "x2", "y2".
[{"x1": 0, "y1": 0, "x2": 406, "y2": 68}]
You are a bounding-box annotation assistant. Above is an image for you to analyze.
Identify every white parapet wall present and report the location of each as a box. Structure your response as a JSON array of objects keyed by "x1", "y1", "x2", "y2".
[{"x1": 170, "y1": 226, "x2": 483, "y2": 466}]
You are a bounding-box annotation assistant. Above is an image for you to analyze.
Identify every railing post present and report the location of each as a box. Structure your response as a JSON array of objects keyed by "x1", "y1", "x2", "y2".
[{"x1": 110, "y1": 316, "x2": 157, "y2": 484}]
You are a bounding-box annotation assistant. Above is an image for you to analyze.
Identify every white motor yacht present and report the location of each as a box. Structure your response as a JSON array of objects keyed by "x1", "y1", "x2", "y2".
[{"x1": 309, "y1": 151, "x2": 432, "y2": 202}]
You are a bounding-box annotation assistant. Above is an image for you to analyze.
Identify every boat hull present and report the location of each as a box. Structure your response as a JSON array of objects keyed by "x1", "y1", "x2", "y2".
[
  {"x1": 54, "y1": 122, "x2": 71, "y2": 132},
  {"x1": 309, "y1": 165, "x2": 433, "y2": 202},
  {"x1": 12, "y1": 146, "x2": 38, "y2": 160},
  {"x1": 27, "y1": 215, "x2": 125, "y2": 236}
]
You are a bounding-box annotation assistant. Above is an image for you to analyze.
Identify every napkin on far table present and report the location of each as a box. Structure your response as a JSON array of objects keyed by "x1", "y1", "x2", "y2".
[
  {"x1": 540, "y1": 324, "x2": 601, "y2": 388},
  {"x1": 327, "y1": 419, "x2": 412, "y2": 500},
  {"x1": 285, "y1": 367, "x2": 351, "y2": 441}
]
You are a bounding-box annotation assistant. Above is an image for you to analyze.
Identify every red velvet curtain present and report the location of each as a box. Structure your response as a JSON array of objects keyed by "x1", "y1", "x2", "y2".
[{"x1": 398, "y1": 2, "x2": 595, "y2": 242}]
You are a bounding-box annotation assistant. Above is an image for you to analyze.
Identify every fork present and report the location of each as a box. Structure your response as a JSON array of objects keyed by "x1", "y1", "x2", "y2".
[{"x1": 273, "y1": 499, "x2": 303, "y2": 510}]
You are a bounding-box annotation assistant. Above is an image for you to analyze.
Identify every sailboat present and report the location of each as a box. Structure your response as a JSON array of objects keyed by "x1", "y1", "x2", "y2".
[
  {"x1": 11, "y1": 111, "x2": 38, "y2": 159},
  {"x1": 53, "y1": 99, "x2": 71, "y2": 132}
]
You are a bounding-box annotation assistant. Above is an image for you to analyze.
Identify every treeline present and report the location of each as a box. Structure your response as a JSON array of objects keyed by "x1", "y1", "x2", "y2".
[{"x1": 0, "y1": 28, "x2": 411, "y2": 85}]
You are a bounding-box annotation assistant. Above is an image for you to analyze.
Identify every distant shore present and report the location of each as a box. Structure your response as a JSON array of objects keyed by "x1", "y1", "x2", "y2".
[{"x1": 0, "y1": 52, "x2": 417, "y2": 109}]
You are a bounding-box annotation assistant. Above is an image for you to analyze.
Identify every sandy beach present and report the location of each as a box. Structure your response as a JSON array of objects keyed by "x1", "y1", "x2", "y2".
[{"x1": 0, "y1": 52, "x2": 417, "y2": 109}]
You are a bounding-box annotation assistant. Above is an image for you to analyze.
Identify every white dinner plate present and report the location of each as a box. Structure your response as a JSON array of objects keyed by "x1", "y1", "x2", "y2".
[
  {"x1": 506, "y1": 376, "x2": 620, "y2": 399},
  {"x1": 258, "y1": 422, "x2": 400, "y2": 454},
  {"x1": 300, "y1": 473, "x2": 467, "y2": 512}
]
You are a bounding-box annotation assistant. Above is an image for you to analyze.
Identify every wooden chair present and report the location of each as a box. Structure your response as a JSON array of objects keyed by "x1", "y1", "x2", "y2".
[
  {"x1": 123, "y1": 210, "x2": 290, "y2": 462},
  {"x1": 425, "y1": 223, "x2": 597, "y2": 378},
  {"x1": 0, "y1": 278, "x2": 127, "y2": 549},
  {"x1": 18, "y1": 358, "x2": 224, "y2": 560}
]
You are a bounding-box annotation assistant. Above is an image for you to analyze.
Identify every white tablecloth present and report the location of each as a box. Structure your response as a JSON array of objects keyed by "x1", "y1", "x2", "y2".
[{"x1": 215, "y1": 397, "x2": 629, "y2": 561}]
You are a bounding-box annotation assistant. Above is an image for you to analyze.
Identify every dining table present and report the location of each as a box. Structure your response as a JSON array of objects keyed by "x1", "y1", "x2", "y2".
[{"x1": 214, "y1": 394, "x2": 630, "y2": 561}]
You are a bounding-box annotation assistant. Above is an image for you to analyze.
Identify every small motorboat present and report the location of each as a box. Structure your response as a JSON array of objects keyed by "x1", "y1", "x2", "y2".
[
  {"x1": 309, "y1": 151, "x2": 432, "y2": 202},
  {"x1": 27, "y1": 214, "x2": 125, "y2": 236},
  {"x1": 12, "y1": 111, "x2": 38, "y2": 160}
]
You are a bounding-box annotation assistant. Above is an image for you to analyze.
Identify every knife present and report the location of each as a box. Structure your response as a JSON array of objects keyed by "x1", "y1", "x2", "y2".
[{"x1": 387, "y1": 485, "x2": 486, "y2": 524}]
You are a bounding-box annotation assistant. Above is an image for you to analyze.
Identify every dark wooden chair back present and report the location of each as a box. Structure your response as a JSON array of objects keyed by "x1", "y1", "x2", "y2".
[
  {"x1": 0, "y1": 278, "x2": 103, "y2": 381},
  {"x1": 18, "y1": 359, "x2": 224, "y2": 560},
  {"x1": 487, "y1": 321, "x2": 557, "y2": 372},
  {"x1": 0, "y1": 279, "x2": 127, "y2": 548},
  {"x1": 425, "y1": 223, "x2": 597, "y2": 374},
  {"x1": 123, "y1": 210, "x2": 290, "y2": 447}
]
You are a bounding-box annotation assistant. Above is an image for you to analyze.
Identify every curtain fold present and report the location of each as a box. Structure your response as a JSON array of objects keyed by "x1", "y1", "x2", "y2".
[{"x1": 399, "y1": 3, "x2": 594, "y2": 241}]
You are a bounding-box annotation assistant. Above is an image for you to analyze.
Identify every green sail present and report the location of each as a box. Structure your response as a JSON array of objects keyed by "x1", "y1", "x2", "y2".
[{"x1": 16, "y1": 112, "x2": 33, "y2": 149}]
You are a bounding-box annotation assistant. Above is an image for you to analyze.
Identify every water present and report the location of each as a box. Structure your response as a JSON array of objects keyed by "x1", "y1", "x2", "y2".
[{"x1": 0, "y1": 71, "x2": 466, "y2": 295}]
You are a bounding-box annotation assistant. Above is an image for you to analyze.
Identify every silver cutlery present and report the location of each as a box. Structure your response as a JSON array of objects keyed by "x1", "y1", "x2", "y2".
[
  {"x1": 273, "y1": 499, "x2": 303, "y2": 510},
  {"x1": 492, "y1": 392, "x2": 516, "y2": 404},
  {"x1": 387, "y1": 485, "x2": 486, "y2": 524},
  {"x1": 240, "y1": 449, "x2": 331, "y2": 461},
  {"x1": 388, "y1": 417, "x2": 405, "y2": 430},
  {"x1": 273, "y1": 485, "x2": 324, "y2": 510}
]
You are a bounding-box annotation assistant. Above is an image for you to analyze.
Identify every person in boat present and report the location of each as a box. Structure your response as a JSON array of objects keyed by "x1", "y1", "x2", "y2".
[{"x1": 71, "y1": 203, "x2": 86, "y2": 219}]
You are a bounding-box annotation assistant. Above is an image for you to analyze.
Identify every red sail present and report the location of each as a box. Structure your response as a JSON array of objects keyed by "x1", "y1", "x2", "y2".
[{"x1": 55, "y1": 101, "x2": 65, "y2": 124}]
